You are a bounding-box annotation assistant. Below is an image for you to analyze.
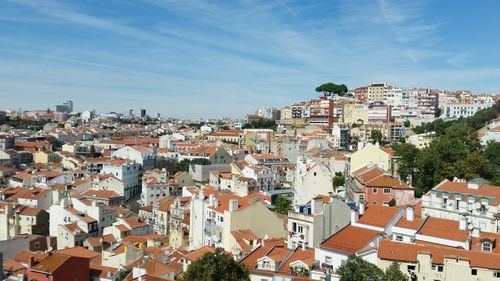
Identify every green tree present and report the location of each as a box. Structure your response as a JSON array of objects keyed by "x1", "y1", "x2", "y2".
[
  {"x1": 274, "y1": 195, "x2": 292, "y2": 214},
  {"x1": 483, "y1": 141, "x2": 500, "y2": 185},
  {"x1": 383, "y1": 261, "x2": 408, "y2": 281},
  {"x1": 181, "y1": 249, "x2": 250, "y2": 281},
  {"x1": 395, "y1": 143, "x2": 419, "y2": 182},
  {"x1": 337, "y1": 254, "x2": 384, "y2": 281},
  {"x1": 332, "y1": 175, "x2": 345, "y2": 191},
  {"x1": 403, "y1": 120, "x2": 411, "y2": 128},
  {"x1": 89, "y1": 145, "x2": 96, "y2": 158},
  {"x1": 173, "y1": 158, "x2": 210, "y2": 174},
  {"x1": 371, "y1": 129, "x2": 383, "y2": 144},
  {"x1": 315, "y1": 82, "x2": 348, "y2": 96}
]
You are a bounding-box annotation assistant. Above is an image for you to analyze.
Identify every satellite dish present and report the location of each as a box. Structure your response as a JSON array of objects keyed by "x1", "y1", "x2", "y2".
[
  {"x1": 468, "y1": 224, "x2": 474, "y2": 230},
  {"x1": 369, "y1": 242, "x2": 375, "y2": 247}
]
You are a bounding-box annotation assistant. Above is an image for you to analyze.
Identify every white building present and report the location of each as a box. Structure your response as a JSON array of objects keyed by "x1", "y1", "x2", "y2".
[
  {"x1": 287, "y1": 196, "x2": 351, "y2": 249},
  {"x1": 241, "y1": 165, "x2": 276, "y2": 192},
  {"x1": 111, "y1": 145, "x2": 156, "y2": 170},
  {"x1": 293, "y1": 157, "x2": 336, "y2": 205},
  {"x1": 101, "y1": 159, "x2": 141, "y2": 199},
  {"x1": 421, "y1": 178, "x2": 500, "y2": 233},
  {"x1": 440, "y1": 103, "x2": 487, "y2": 119}
]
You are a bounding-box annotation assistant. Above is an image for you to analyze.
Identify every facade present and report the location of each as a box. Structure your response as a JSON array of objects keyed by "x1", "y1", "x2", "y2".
[
  {"x1": 421, "y1": 178, "x2": 500, "y2": 233},
  {"x1": 101, "y1": 160, "x2": 141, "y2": 199},
  {"x1": 287, "y1": 196, "x2": 351, "y2": 249}
]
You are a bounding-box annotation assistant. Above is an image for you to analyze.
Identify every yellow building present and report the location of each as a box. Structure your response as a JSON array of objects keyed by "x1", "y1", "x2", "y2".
[{"x1": 342, "y1": 104, "x2": 368, "y2": 125}]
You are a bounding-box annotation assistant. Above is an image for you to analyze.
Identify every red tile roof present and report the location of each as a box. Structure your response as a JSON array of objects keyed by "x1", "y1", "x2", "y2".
[
  {"x1": 379, "y1": 239, "x2": 500, "y2": 270},
  {"x1": 417, "y1": 217, "x2": 469, "y2": 242},
  {"x1": 320, "y1": 225, "x2": 380, "y2": 254}
]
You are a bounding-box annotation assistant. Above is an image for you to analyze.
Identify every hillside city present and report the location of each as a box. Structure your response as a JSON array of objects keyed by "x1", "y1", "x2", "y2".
[{"x1": 0, "y1": 81, "x2": 499, "y2": 281}]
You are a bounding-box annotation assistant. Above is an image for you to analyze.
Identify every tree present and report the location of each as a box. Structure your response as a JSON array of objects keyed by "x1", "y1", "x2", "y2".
[
  {"x1": 181, "y1": 249, "x2": 250, "y2": 281},
  {"x1": 337, "y1": 254, "x2": 384, "y2": 281},
  {"x1": 483, "y1": 141, "x2": 500, "y2": 185},
  {"x1": 89, "y1": 145, "x2": 96, "y2": 158},
  {"x1": 371, "y1": 129, "x2": 383, "y2": 144},
  {"x1": 383, "y1": 261, "x2": 408, "y2": 281},
  {"x1": 403, "y1": 120, "x2": 411, "y2": 128},
  {"x1": 387, "y1": 198, "x2": 396, "y2": 207},
  {"x1": 173, "y1": 158, "x2": 211, "y2": 174},
  {"x1": 315, "y1": 82, "x2": 348, "y2": 96},
  {"x1": 332, "y1": 175, "x2": 345, "y2": 191},
  {"x1": 395, "y1": 143, "x2": 419, "y2": 182},
  {"x1": 274, "y1": 195, "x2": 292, "y2": 214}
]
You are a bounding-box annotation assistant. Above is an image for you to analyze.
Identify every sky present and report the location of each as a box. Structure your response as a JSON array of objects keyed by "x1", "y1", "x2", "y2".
[{"x1": 1, "y1": 0, "x2": 500, "y2": 118}]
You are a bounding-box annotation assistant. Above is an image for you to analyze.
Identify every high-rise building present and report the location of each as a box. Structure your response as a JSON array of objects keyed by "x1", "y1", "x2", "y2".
[
  {"x1": 140, "y1": 109, "x2": 146, "y2": 118},
  {"x1": 55, "y1": 100, "x2": 73, "y2": 113}
]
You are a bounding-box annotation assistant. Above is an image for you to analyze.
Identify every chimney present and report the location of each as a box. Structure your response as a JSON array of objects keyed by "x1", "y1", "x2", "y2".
[
  {"x1": 301, "y1": 242, "x2": 306, "y2": 250},
  {"x1": 359, "y1": 201, "x2": 365, "y2": 215},
  {"x1": 209, "y1": 194, "x2": 215, "y2": 207},
  {"x1": 28, "y1": 256, "x2": 35, "y2": 268},
  {"x1": 199, "y1": 190, "x2": 205, "y2": 200},
  {"x1": 350, "y1": 208, "x2": 359, "y2": 224},
  {"x1": 311, "y1": 196, "x2": 323, "y2": 215},
  {"x1": 459, "y1": 216, "x2": 467, "y2": 230},
  {"x1": 406, "y1": 206, "x2": 414, "y2": 222},
  {"x1": 228, "y1": 198, "x2": 238, "y2": 212}
]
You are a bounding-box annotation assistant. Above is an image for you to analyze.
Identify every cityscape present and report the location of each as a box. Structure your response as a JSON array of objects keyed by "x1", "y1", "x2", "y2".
[{"x1": 1, "y1": 1, "x2": 500, "y2": 281}]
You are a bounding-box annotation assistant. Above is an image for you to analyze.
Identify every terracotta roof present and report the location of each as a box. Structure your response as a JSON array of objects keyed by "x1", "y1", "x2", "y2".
[
  {"x1": 379, "y1": 239, "x2": 500, "y2": 270},
  {"x1": 395, "y1": 216, "x2": 424, "y2": 230},
  {"x1": 183, "y1": 246, "x2": 218, "y2": 261},
  {"x1": 277, "y1": 248, "x2": 315, "y2": 275},
  {"x1": 417, "y1": 217, "x2": 469, "y2": 242},
  {"x1": 357, "y1": 205, "x2": 401, "y2": 228},
  {"x1": 30, "y1": 253, "x2": 71, "y2": 274},
  {"x1": 320, "y1": 225, "x2": 380, "y2": 254},
  {"x1": 82, "y1": 189, "x2": 122, "y2": 199},
  {"x1": 89, "y1": 263, "x2": 118, "y2": 278},
  {"x1": 433, "y1": 180, "x2": 500, "y2": 205},
  {"x1": 54, "y1": 246, "x2": 101, "y2": 260},
  {"x1": 13, "y1": 251, "x2": 49, "y2": 264},
  {"x1": 3, "y1": 259, "x2": 26, "y2": 275}
]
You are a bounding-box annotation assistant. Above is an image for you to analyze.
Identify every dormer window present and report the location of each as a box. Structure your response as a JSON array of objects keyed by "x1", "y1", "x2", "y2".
[{"x1": 482, "y1": 241, "x2": 492, "y2": 252}]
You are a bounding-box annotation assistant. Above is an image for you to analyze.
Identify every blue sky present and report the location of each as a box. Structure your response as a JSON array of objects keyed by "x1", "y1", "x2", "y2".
[{"x1": 1, "y1": 0, "x2": 499, "y2": 118}]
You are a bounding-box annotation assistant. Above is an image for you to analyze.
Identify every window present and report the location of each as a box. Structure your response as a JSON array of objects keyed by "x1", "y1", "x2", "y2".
[
  {"x1": 325, "y1": 256, "x2": 332, "y2": 264},
  {"x1": 297, "y1": 225, "x2": 304, "y2": 234},
  {"x1": 395, "y1": 235, "x2": 403, "y2": 242},
  {"x1": 471, "y1": 269, "x2": 477, "y2": 276},
  {"x1": 383, "y1": 188, "x2": 391, "y2": 194},
  {"x1": 495, "y1": 271, "x2": 500, "y2": 278},
  {"x1": 407, "y1": 265, "x2": 415, "y2": 271},
  {"x1": 482, "y1": 242, "x2": 492, "y2": 252},
  {"x1": 432, "y1": 265, "x2": 443, "y2": 272},
  {"x1": 313, "y1": 172, "x2": 317, "y2": 176},
  {"x1": 373, "y1": 201, "x2": 378, "y2": 205},
  {"x1": 292, "y1": 222, "x2": 297, "y2": 232},
  {"x1": 372, "y1": 188, "x2": 378, "y2": 193}
]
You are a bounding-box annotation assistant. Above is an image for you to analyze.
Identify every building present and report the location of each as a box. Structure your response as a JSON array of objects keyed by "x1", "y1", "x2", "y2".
[
  {"x1": 367, "y1": 82, "x2": 388, "y2": 104},
  {"x1": 26, "y1": 253, "x2": 89, "y2": 281},
  {"x1": 287, "y1": 196, "x2": 351, "y2": 249},
  {"x1": 101, "y1": 159, "x2": 141, "y2": 199},
  {"x1": 342, "y1": 103, "x2": 368, "y2": 125},
  {"x1": 441, "y1": 102, "x2": 487, "y2": 119},
  {"x1": 348, "y1": 143, "x2": 397, "y2": 176},
  {"x1": 293, "y1": 156, "x2": 336, "y2": 205},
  {"x1": 188, "y1": 187, "x2": 285, "y2": 252},
  {"x1": 309, "y1": 97, "x2": 334, "y2": 128},
  {"x1": 421, "y1": 178, "x2": 500, "y2": 233},
  {"x1": 347, "y1": 165, "x2": 415, "y2": 206},
  {"x1": 111, "y1": 145, "x2": 156, "y2": 170}
]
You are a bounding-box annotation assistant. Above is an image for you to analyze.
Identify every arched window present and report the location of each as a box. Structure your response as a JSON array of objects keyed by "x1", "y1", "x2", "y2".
[{"x1": 482, "y1": 241, "x2": 492, "y2": 252}]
